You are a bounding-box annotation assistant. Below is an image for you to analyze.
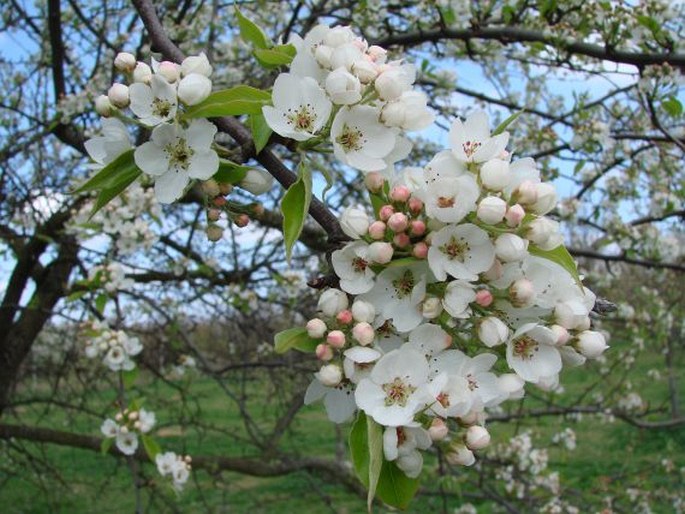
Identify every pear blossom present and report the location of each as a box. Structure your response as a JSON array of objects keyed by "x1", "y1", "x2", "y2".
[
  {"x1": 239, "y1": 168, "x2": 274, "y2": 195},
  {"x1": 420, "y1": 176, "x2": 479, "y2": 223},
  {"x1": 380, "y1": 91, "x2": 434, "y2": 131},
  {"x1": 339, "y1": 206, "x2": 370, "y2": 239},
  {"x1": 177, "y1": 73, "x2": 212, "y2": 105},
  {"x1": 181, "y1": 52, "x2": 212, "y2": 77},
  {"x1": 424, "y1": 150, "x2": 468, "y2": 183},
  {"x1": 427, "y1": 224, "x2": 495, "y2": 282},
  {"x1": 374, "y1": 63, "x2": 416, "y2": 101},
  {"x1": 343, "y1": 346, "x2": 381, "y2": 383},
  {"x1": 115, "y1": 431, "x2": 139, "y2": 455},
  {"x1": 85, "y1": 118, "x2": 131, "y2": 167},
  {"x1": 262, "y1": 73, "x2": 331, "y2": 141},
  {"x1": 383, "y1": 425, "x2": 432, "y2": 478},
  {"x1": 506, "y1": 323, "x2": 562, "y2": 383},
  {"x1": 426, "y1": 372, "x2": 471, "y2": 418},
  {"x1": 129, "y1": 75, "x2": 178, "y2": 126},
  {"x1": 450, "y1": 111, "x2": 509, "y2": 163},
  {"x1": 304, "y1": 378, "x2": 356, "y2": 423},
  {"x1": 325, "y1": 67, "x2": 362, "y2": 104},
  {"x1": 442, "y1": 280, "x2": 476, "y2": 318},
  {"x1": 317, "y1": 288, "x2": 348, "y2": 317},
  {"x1": 331, "y1": 105, "x2": 398, "y2": 172},
  {"x1": 134, "y1": 119, "x2": 219, "y2": 203},
  {"x1": 332, "y1": 241, "x2": 376, "y2": 294},
  {"x1": 355, "y1": 346, "x2": 430, "y2": 426}
]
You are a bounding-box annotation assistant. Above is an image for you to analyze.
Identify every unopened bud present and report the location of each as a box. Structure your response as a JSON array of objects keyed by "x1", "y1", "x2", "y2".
[
  {"x1": 132, "y1": 62, "x2": 152, "y2": 84},
  {"x1": 495, "y1": 233, "x2": 528, "y2": 262},
  {"x1": 510, "y1": 278, "x2": 535, "y2": 307},
  {"x1": 505, "y1": 204, "x2": 525, "y2": 227},
  {"x1": 428, "y1": 418, "x2": 449, "y2": 441},
  {"x1": 315, "y1": 343, "x2": 333, "y2": 361},
  {"x1": 219, "y1": 182, "x2": 233, "y2": 195},
  {"x1": 107, "y1": 83, "x2": 129, "y2": 108},
  {"x1": 480, "y1": 158, "x2": 510, "y2": 191},
  {"x1": 387, "y1": 212, "x2": 408, "y2": 232},
  {"x1": 465, "y1": 425, "x2": 491, "y2": 450},
  {"x1": 234, "y1": 214, "x2": 249, "y2": 227},
  {"x1": 326, "y1": 330, "x2": 346, "y2": 349},
  {"x1": 412, "y1": 242, "x2": 428, "y2": 259},
  {"x1": 477, "y1": 316, "x2": 509, "y2": 347},
  {"x1": 368, "y1": 221, "x2": 386, "y2": 240},
  {"x1": 389, "y1": 185, "x2": 411, "y2": 203},
  {"x1": 207, "y1": 209, "x2": 221, "y2": 222},
  {"x1": 550, "y1": 324, "x2": 570, "y2": 346},
  {"x1": 94, "y1": 95, "x2": 113, "y2": 117},
  {"x1": 158, "y1": 61, "x2": 180, "y2": 82},
  {"x1": 379, "y1": 204, "x2": 395, "y2": 221},
  {"x1": 177, "y1": 73, "x2": 212, "y2": 105},
  {"x1": 114, "y1": 52, "x2": 137, "y2": 73},
  {"x1": 351, "y1": 300, "x2": 375, "y2": 323},
  {"x1": 316, "y1": 364, "x2": 343, "y2": 387},
  {"x1": 476, "y1": 196, "x2": 507, "y2": 225},
  {"x1": 421, "y1": 297, "x2": 442, "y2": 319},
  {"x1": 206, "y1": 224, "x2": 223, "y2": 241},
  {"x1": 336, "y1": 310, "x2": 353, "y2": 325},
  {"x1": 352, "y1": 322, "x2": 375, "y2": 346},
  {"x1": 409, "y1": 220, "x2": 426, "y2": 236},
  {"x1": 408, "y1": 196, "x2": 424, "y2": 214},
  {"x1": 393, "y1": 233, "x2": 411, "y2": 248},
  {"x1": 368, "y1": 242, "x2": 393, "y2": 264},
  {"x1": 318, "y1": 289, "x2": 348, "y2": 317},
  {"x1": 445, "y1": 445, "x2": 475, "y2": 467},
  {"x1": 515, "y1": 180, "x2": 538, "y2": 205},
  {"x1": 575, "y1": 330, "x2": 609, "y2": 358},
  {"x1": 364, "y1": 172, "x2": 384, "y2": 193},
  {"x1": 306, "y1": 318, "x2": 327, "y2": 339},
  {"x1": 201, "y1": 179, "x2": 221, "y2": 198}
]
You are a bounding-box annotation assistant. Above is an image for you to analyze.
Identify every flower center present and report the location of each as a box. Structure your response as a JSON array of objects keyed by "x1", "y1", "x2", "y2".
[
  {"x1": 152, "y1": 97, "x2": 173, "y2": 119},
  {"x1": 166, "y1": 139, "x2": 195, "y2": 171},
  {"x1": 352, "y1": 256, "x2": 368, "y2": 273},
  {"x1": 436, "y1": 392, "x2": 451, "y2": 407},
  {"x1": 512, "y1": 335, "x2": 539, "y2": 360},
  {"x1": 396, "y1": 427, "x2": 407, "y2": 446},
  {"x1": 466, "y1": 373, "x2": 478, "y2": 391},
  {"x1": 392, "y1": 270, "x2": 415, "y2": 299},
  {"x1": 286, "y1": 104, "x2": 316, "y2": 132},
  {"x1": 336, "y1": 123, "x2": 365, "y2": 152},
  {"x1": 440, "y1": 236, "x2": 469, "y2": 261},
  {"x1": 437, "y1": 196, "x2": 455, "y2": 208},
  {"x1": 382, "y1": 377, "x2": 416, "y2": 407},
  {"x1": 462, "y1": 140, "x2": 481, "y2": 158}
]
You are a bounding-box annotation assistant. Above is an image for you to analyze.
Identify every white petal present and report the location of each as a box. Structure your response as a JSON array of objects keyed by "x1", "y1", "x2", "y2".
[
  {"x1": 154, "y1": 170, "x2": 189, "y2": 203},
  {"x1": 185, "y1": 119, "x2": 217, "y2": 149},
  {"x1": 188, "y1": 150, "x2": 219, "y2": 180},
  {"x1": 134, "y1": 142, "x2": 169, "y2": 176}
]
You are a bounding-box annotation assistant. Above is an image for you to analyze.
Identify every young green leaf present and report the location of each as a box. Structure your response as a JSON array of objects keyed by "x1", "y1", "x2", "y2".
[
  {"x1": 235, "y1": 9, "x2": 271, "y2": 49},
  {"x1": 95, "y1": 293, "x2": 108, "y2": 314},
  {"x1": 273, "y1": 327, "x2": 320, "y2": 354},
  {"x1": 214, "y1": 160, "x2": 250, "y2": 184},
  {"x1": 254, "y1": 47, "x2": 296, "y2": 67},
  {"x1": 141, "y1": 434, "x2": 162, "y2": 461},
  {"x1": 182, "y1": 86, "x2": 271, "y2": 120},
  {"x1": 528, "y1": 244, "x2": 583, "y2": 289},
  {"x1": 90, "y1": 167, "x2": 142, "y2": 218},
  {"x1": 121, "y1": 367, "x2": 139, "y2": 389},
  {"x1": 100, "y1": 437, "x2": 114, "y2": 455},
  {"x1": 281, "y1": 166, "x2": 312, "y2": 262},
  {"x1": 492, "y1": 110, "x2": 524, "y2": 136},
  {"x1": 74, "y1": 149, "x2": 137, "y2": 193},
  {"x1": 249, "y1": 112, "x2": 273, "y2": 154},
  {"x1": 366, "y1": 415, "x2": 383, "y2": 511}
]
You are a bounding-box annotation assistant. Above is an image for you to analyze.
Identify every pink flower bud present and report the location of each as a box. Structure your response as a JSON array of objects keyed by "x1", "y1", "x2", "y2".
[
  {"x1": 389, "y1": 185, "x2": 411, "y2": 202},
  {"x1": 510, "y1": 278, "x2": 535, "y2": 307},
  {"x1": 409, "y1": 220, "x2": 426, "y2": 236},
  {"x1": 516, "y1": 180, "x2": 538, "y2": 205},
  {"x1": 393, "y1": 233, "x2": 410, "y2": 248},
  {"x1": 412, "y1": 242, "x2": 428, "y2": 259},
  {"x1": 107, "y1": 83, "x2": 130, "y2": 108},
  {"x1": 315, "y1": 343, "x2": 333, "y2": 361},
  {"x1": 505, "y1": 204, "x2": 525, "y2": 227},
  {"x1": 368, "y1": 242, "x2": 393, "y2": 264},
  {"x1": 428, "y1": 419, "x2": 449, "y2": 441},
  {"x1": 306, "y1": 318, "x2": 327, "y2": 339},
  {"x1": 387, "y1": 212, "x2": 408, "y2": 232},
  {"x1": 158, "y1": 61, "x2": 180, "y2": 82},
  {"x1": 475, "y1": 289, "x2": 493, "y2": 307},
  {"x1": 408, "y1": 196, "x2": 424, "y2": 214},
  {"x1": 379, "y1": 204, "x2": 395, "y2": 221},
  {"x1": 326, "y1": 330, "x2": 346, "y2": 349},
  {"x1": 336, "y1": 310, "x2": 353, "y2": 325},
  {"x1": 352, "y1": 322, "x2": 375, "y2": 346},
  {"x1": 550, "y1": 324, "x2": 570, "y2": 346},
  {"x1": 368, "y1": 221, "x2": 386, "y2": 240},
  {"x1": 234, "y1": 214, "x2": 249, "y2": 227},
  {"x1": 207, "y1": 209, "x2": 221, "y2": 222},
  {"x1": 364, "y1": 172, "x2": 384, "y2": 193},
  {"x1": 465, "y1": 425, "x2": 491, "y2": 450}
]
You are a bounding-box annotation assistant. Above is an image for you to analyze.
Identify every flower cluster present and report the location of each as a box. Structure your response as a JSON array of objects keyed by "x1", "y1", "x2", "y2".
[
  {"x1": 101, "y1": 407, "x2": 156, "y2": 455},
  {"x1": 263, "y1": 24, "x2": 434, "y2": 173},
  {"x1": 303, "y1": 111, "x2": 608, "y2": 478},
  {"x1": 156, "y1": 452, "x2": 192, "y2": 491},
  {"x1": 83, "y1": 325, "x2": 143, "y2": 371},
  {"x1": 87, "y1": 52, "x2": 219, "y2": 203}
]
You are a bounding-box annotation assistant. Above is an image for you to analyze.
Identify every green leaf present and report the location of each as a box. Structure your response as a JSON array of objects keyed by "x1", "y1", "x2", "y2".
[
  {"x1": 349, "y1": 412, "x2": 420, "y2": 511},
  {"x1": 492, "y1": 110, "x2": 524, "y2": 136},
  {"x1": 95, "y1": 293, "x2": 108, "y2": 314},
  {"x1": 75, "y1": 149, "x2": 135, "y2": 193},
  {"x1": 66, "y1": 290, "x2": 87, "y2": 302},
  {"x1": 91, "y1": 167, "x2": 142, "y2": 218},
  {"x1": 273, "y1": 327, "x2": 320, "y2": 354},
  {"x1": 366, "y1": 415, "x2": 383, "y2": 511},
  {"x1": 281, "y1": 165, "x2": 312, "y2": 262},
  {"x1": 254, "y1": 46, "x2": 296, "y2": 67},
  {"x1": 214, "y1": 160, "x2": 250, "y2": 184},
  {"x1": 528, "y1": 244, "x2": 583, "y2": 289},
  {"x1": 100, "y1": 437, "x2": 114, "y2": 455},
  {"x1": 369, "y1": 192, "x2": 385, "y2": 218},
  {"x1": 236, "y1": 8, "x2": 271, "y2": 49},
  {"x1": 662, "y1": 97, "x2": 683, "y2": 117},
  {"x1": 249, "y1": 112, "x2": 273, "y2": 154},
  {"x1": 182, "y1": 86, "x2": 271, "y2": 120},
  {"x1": 141, "y1": 435, "x2": 161, "y2": 461},
  {"x1": 121, "y1": 367, "x2": 139, "y2": 389}
]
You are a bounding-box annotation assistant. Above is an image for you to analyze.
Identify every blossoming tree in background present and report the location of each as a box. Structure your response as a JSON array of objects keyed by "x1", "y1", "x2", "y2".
[{"x1": 0, "y1": 1, "x2": 683, "y2": 512}]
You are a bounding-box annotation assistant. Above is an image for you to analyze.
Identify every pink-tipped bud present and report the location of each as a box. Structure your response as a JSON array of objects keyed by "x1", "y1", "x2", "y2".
[
  {"x1": 368, "y1": 242, "x2": 393, "y2": 264},
  {"x1": 234, "y1": 214, "x2": 249, "y2": 227},
  {"x1": 465, "y1": 425, "x2": 491, "y2": 450},
  {"x1": 326, "y1": 330, "x2": 346, "y2": 349},
  {"x1": 550, "y1": 324, "x2": 570, "y2": 346},
  {"x1": 516, "y1": 180, "x2": 538, "y2": 205},
  {"x1": 445, "y1": 445, "x2": 475, "y2": 467},
  {"x1": 213, "y1": 196, "x2": 227, "y2": 207},
  {"x1": 315, "y1": 343, "x2": 333, "y2": 361},
  {"x1": 336, "y1": 310, "x2": 353, "y2": 325},
  {"x1": 364, "y1": 172, "x2": 384, "y2": 193},
  {"x1": 510, "y1": 278, "x2": 535, "y2": 307},
  {"x1": 393, "y1": 233, "x2": 410, "y2": 248},
  {"x1": 306, "y1": 318, "x2": 327, "y2": 339},
  {"x1": 387, "y1": 212, "x2": 408, "y2": 232},
  {"x1": 158, "y1": 61, "x2": 180, "y2": 82},
  {"x1": 505, "y1": 204, "x2": 526, "y2": 227},
  {"x1": 368, "y1": 221, "x2": 386, "y2": 240},
  {"x1": 412, "y1": 242, "x2": 428, "y2": 259},
  {"x1": 428, "y1": 419, "x2": 449, "y2": 441},
  {"x1": 352, "y1": 322, "x2": 375, "y2": 346},
  {"x1": 379, "y1": 205, "x2": 395, "y2": 221},
  {"x1": 475, "y1": 289, "x2": 493, "y2": 307},
  {"x1": 409, "y1": 220, "x2": 426, "y2": 236},
  {"x1": 408, "y1": 196, "x2": 424, "y2": 214},
  {"x1": 389, "y1": 185, "x2": 411, "y2": 203}
]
